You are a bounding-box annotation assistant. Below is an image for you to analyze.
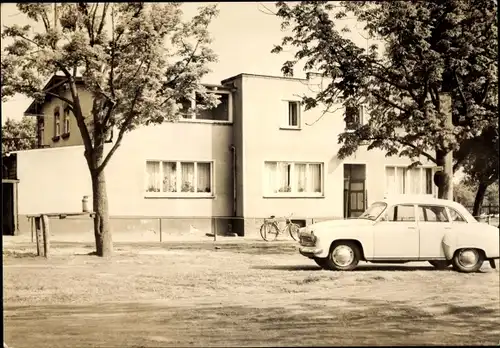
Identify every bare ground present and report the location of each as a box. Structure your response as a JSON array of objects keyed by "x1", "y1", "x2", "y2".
[{"x1": 3, "y1": 240, "x2": 500, "y2": 347}]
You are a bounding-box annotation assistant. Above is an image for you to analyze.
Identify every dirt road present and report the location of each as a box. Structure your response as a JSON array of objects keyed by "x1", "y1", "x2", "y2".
[{"x1": 3, "y1": 241, "x2": 500, "y2": 347}]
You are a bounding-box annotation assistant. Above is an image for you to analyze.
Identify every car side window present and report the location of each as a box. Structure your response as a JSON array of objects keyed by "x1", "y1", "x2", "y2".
[
  {"x1": 418, "y1": 205, "x2": 449, "y2": 222},
  {"x1": 386, "y1": 205, "x2": 415, "y2": 222},
  {"x1": 448, "y1": 208, "x2": 466, "y2": 222}
]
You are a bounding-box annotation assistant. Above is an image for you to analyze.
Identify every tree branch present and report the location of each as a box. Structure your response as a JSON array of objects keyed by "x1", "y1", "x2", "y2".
[
  {"x1": 454, "y1": 69, "x2": 468, "y2": 116},
  {"x1": 96, "y1": 3, "x2": 109, "y2": 40},
  {"x1": 43, "y1": 78, "x2": 69, "y2": 93},
  {"x1": 371, "y1": 90, "x2": 408, "y2": 113},
  {"x1": 366, "y1": 135, "x2": 437, "y2": 164},
  {"x1": 45, "y1": 92, "x2": 74, "y2": 106},
  {"x1": 95, "y1": 88, "x2": 141, "y2": 175}
]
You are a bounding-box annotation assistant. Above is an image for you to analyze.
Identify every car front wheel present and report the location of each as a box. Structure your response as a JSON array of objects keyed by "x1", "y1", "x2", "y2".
[
  {"x1": 325, "y1": 241, "x2": 361, "y2": 271},
  {"x1": 428, "y1": 260, "x2": 451, "y2": 270},
  {"x1": 313, "y1": 257, "x2": 328, "y2": 269},
  {"x1": 451, "y1": 248, "x2": 485, "y2": 273}
]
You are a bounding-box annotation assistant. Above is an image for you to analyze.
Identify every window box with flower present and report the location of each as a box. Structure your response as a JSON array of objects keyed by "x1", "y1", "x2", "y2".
[{"x1": 145, "y1": 160, "x2": 214, "y2": 198}]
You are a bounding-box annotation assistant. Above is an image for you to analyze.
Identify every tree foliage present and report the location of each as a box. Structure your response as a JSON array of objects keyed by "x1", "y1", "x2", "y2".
[
  {"x1": 1, "y1": 117, "x2": 37, "y2": 153},
  {"x1": 272, "y1": 1, "x2": 497, "y2": 190},
  {"x1": 1, "y1": 3, "x2": 219, "y2": 256}
]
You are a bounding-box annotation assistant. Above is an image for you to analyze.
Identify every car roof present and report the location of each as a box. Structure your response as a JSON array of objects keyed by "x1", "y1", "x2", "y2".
[
  {"x1": 373, "y1": 194, "x2": 477, "y2": 223},
  {"x1": 380, "y1": 194, "x2": 464, "y2": 208}
]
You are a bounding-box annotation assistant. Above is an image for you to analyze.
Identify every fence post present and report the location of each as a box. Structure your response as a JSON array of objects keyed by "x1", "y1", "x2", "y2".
[
  {"x1": 159, "y1": 218, "x2": 162, "y2": 243},
  {"x1": 34, "y1": 216, "x2": 43, "y2": 256},
  {"x1": 213, "y1": 218, "x2": 217, "y2": 242},
  {"x1": 30, "y1": 217, "x2": 34, "y2": 243},
  {"x1": 41, "y1": 215, "x2": 50, "y2": 258}
]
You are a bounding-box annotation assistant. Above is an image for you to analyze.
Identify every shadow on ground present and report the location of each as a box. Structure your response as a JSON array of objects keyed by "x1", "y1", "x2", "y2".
[
  {"x1": 252, "y1": 264, "x2": 458, "y2": 272},
  {"x1": 4, "y1": 299, "x2": 500, "y2": 347}
]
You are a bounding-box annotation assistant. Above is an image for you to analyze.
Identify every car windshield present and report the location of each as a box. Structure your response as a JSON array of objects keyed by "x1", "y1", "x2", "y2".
[{"x1": 358, "y1": 202, "x2": 387, "y2": 220}]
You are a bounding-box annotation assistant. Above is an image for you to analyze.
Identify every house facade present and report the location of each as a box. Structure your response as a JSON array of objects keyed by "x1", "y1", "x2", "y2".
[{"x1": 13, "y1": 72, "x2": 438, "y2": 238}]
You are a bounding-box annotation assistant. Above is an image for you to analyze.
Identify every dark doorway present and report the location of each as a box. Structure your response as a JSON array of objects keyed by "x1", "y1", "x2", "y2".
[
  {"x1": 2, "y1": 181, "x2": 19, "y2": 235},
  {"x1": 343, "y1": 164, "x2": 367, "y2": 218}
]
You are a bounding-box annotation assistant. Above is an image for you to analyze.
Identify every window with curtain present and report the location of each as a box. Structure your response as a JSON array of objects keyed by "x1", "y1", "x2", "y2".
[
  {"x1": 145, "y1": 161, "x2": 213, "y2": 196},
  {"x1": 385, "y1": 166, "x2": 434, "y2": 195},
  {"x1": 409, "y1": 168, "x2": 421, "y2": 194},
  {"x1": 264, "y1": 161, "x2": 323, "y2": 196},
  {"x1": 146, "y1": 161, "x2": 161, "y2": 192},
  {"x1": 295, "y1": 163, "x2": 307, "y2": 192},
  {"x1": 54, "y1": 107, "x2": 61, "y2": 136},
  {"x1": 162, "y1": 162, "x2": 177, "y2": 192},
  {"x1": 181, "y1": 162, "x2": 195, "y2": 192},
  {"x1": 197, "y1": 162, "x2": 211, "y2": 193},
  {"x1": 63, "y1": 108, "x2": 70, "y2": 134}
]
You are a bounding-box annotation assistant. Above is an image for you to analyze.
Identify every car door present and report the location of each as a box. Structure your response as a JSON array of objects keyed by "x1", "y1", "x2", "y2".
[
  {"x1": 373, "y1": 204, "x2": 420, "y2": 259},
  {"x1": 417, "y1": 204, "x2": 451, "y2": 259}
]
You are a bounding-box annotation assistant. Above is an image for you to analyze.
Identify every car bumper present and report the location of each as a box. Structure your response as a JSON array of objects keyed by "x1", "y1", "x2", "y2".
[{"x1": 299, "y1": 246, "x2": 323, "y2": 258}]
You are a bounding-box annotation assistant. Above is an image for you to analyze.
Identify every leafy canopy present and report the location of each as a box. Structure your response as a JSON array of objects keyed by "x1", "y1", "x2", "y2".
[
  {"x1": 272, "y1": 1, "x2": 497, "y2": 167},
  {"x1": 1, "y1": 117, "x2": 37, "y2": 153},
  {"x1": 2, "y1": 3, "x2": 219, "y2": 171}
]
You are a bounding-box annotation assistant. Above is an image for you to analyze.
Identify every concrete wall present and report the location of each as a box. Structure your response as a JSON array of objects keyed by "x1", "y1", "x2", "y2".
[
  {"x1": 235, "y1": 74, "x2": 436, "y2": 228},
  {"x1": 16, "y1": 121, "x2": 234, "y2": 221}
]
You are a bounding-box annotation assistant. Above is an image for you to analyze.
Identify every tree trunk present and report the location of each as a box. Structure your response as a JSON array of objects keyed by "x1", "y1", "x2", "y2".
[
  {"x1": 472, "y1": 181, "x2": 489, "y2": 217},
  {"x1": 435, "y1": 92, "x2": 454, "y2": 200},
  {"x1": 435, "y1": 149, "x2": 454, "y2": 200},
  {"x1": 91, "y1": 169, "x2": 113, "y2": 257}
]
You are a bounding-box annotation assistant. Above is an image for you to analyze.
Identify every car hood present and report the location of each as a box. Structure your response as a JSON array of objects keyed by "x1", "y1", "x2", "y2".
[{"x1": 309, "y1": 218, "x2": 374, "y2": 233}]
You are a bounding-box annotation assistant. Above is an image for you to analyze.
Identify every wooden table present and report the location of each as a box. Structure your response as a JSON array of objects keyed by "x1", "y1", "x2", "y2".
[{"x1": 27, "y1": 212, "x2": 94, "y2": 258}]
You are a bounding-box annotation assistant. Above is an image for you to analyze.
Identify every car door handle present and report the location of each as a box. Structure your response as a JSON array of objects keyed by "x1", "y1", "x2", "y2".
[
  {"x1": 408, "y1": 227, "x2": 416, "y2": 230},
  {"x1": 444, "y1": 227, "x2": 452, "y2": 230}
]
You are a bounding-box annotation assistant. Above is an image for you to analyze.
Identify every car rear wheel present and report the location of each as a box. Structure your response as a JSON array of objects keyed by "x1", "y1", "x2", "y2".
[
  {"x1": 325, "y1": 241, "x2": 361, "y2": 271},
  {"x1": 428, "y1": 260, "x2": 451, "y2": 270},
  {"x1": 451, "y1": 248, "x2": 484, "y2": 273}
]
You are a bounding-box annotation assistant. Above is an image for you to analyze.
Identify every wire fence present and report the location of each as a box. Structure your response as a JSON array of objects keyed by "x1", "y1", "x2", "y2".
[{"x1": 24, "y1": 205, "x2": 500, "y2": 244}]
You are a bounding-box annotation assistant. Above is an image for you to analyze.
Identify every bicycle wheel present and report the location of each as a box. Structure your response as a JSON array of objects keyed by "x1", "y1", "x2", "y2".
[
  {"x1": 287, "y1": 223, "x2": 300, "y2": 241},
  {"x1": 260, "y1": 222, "x2": 279, "y2": 241}
]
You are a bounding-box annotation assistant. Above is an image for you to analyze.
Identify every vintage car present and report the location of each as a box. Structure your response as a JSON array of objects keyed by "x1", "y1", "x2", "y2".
[{"x1": 298, "y1": 195, "x2": 500, "y2": 273}]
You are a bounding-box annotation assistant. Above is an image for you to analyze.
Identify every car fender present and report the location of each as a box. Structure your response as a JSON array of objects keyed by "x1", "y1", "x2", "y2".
[
  {"x1": 443, "y1": 226, "x2": 500, "y2": 259},
  {"x1": 316, "y1": 228, "x2": 373, "y2": 259}
]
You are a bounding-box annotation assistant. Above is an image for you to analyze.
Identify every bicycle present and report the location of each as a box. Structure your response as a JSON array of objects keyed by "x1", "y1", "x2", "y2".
[{"x1": 259, "y1": 213, "x2": 300, "y2": 241}]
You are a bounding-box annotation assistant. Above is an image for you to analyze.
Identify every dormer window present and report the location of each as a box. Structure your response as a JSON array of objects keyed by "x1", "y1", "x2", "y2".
[{"x1": 345, "y1": 105, "x2": 363, "y2": 130}]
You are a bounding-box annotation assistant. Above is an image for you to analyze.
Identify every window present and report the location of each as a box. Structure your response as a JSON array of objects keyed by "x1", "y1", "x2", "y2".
[
  {"x1": 345, "y1": 105, "x2": 363, "y2": 130},
  {"x1": 179, "y1": 91, "x2": 231, "y2": 122},
  {"x1": 359, "y1": 202, "x2": 387, "y2": 220},
  {"x1": 418, "y1": 205, "x2": 449, "y2": 222},
  {"x1": 448, "y1": 208, "x2": 466, "y2": 222},
  {"x1": 63, "y1": 107, "x2": 70, "y2": 134},
  {"x1": 145, "y1": 160, "x2": 213, "y2": 196},
  {"x1": 385, "y1": 166, "x2": 433, "y2": 195},
  {"x1": 287, "y1": 101, "x2": 300, "y2": 128},
  {"x1": 385, "y1": 204, "x2": 415, "y2": 222},
  {"x1": 54, "y1": 107, "x2": 61, "y2": 136},
  {"x1": 264, "y1": 161, "x2": 323, "y2": 196}
]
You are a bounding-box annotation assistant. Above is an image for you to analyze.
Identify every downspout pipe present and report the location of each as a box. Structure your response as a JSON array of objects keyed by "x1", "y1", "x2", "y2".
[{"x1": 230, "y1": 145, "x2": 237, "y2": 217}]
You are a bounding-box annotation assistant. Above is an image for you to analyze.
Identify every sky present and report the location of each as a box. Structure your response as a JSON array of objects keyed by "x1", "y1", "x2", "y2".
[{"x1": 0, "y1": 2, "x2": 369, "y2": 122}]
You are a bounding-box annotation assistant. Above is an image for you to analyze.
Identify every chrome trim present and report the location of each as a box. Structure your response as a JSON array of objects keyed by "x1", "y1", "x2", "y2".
[{"x1": 299, "y1": 246, "x2": 323, "y2": 257}]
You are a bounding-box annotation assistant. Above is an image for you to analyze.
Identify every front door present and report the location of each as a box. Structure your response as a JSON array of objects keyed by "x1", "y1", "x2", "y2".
[
  {"x1": 373, "y1": 204, "x2": 420, "y2": 259},
  {"x1": 417, "y1": 204, "x2": 451, "y2": 259},
  {"x1": 343, "y1": 164, "x2": 366, "y2": 218}
]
